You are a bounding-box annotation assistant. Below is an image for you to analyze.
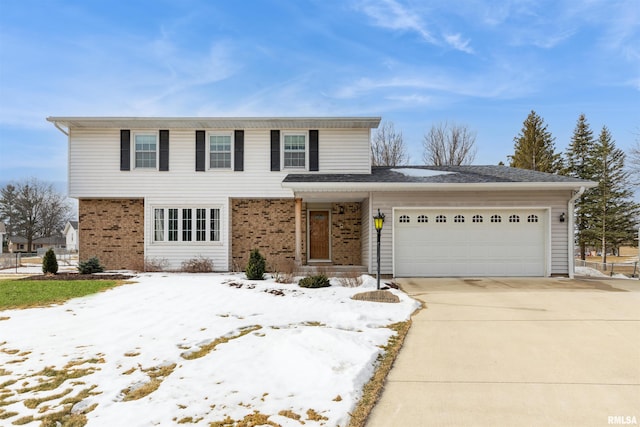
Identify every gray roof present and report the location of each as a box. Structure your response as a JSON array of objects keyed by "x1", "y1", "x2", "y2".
[{"x1": 284, "y1": 165, "x2": 588, "y2": 184}]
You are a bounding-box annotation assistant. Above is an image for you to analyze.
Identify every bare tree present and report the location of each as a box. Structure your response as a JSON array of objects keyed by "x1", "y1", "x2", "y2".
[
  {"x1": 422, "y1": 121, "x2": 477, "y2": 166},
  {"x1": 371, "y1": 121, "x2": 409, "y2": 166},
  {"x1": 0, "y1": 178, "x2": 72, "y2": 251}
]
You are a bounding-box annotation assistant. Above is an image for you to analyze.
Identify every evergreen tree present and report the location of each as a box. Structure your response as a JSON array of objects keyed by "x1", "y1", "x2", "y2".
[
  {"x1": 565, "y1": 114, "x2": 597, "y2": 260},
  {"x1": 589, "y1": 126, "x2": 639, "y2": 264},
  {"x1": 510, "y1": 110, "x2": 562, "y2": 173},
  {"x1": 42, "y1": 248, "x2": 59, "y2": 274}
]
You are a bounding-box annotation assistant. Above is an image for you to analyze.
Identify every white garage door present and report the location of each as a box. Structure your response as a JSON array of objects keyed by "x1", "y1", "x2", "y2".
[{"x1": 394, "y1": 208, "x2": 547, "y2": 277}]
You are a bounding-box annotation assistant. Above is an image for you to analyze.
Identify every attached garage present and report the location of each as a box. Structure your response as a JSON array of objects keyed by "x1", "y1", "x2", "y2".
[{"x1": 394, "y1": 208, "x2": 548, "y2": 277}]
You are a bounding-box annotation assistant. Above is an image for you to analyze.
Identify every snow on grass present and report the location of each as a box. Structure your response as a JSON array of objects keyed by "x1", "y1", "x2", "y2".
[
  {"x1": 0, "y1": 273, "x2": 419, "y2": 426},
  {"x1": 575, "y1": 266, "x2": 633, "y2": 279}
]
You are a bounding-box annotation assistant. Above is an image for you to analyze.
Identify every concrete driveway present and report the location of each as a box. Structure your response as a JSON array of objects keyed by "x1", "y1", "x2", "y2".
[{"x1": 367, "y1": 277, "x2": 640, "y2": 427}]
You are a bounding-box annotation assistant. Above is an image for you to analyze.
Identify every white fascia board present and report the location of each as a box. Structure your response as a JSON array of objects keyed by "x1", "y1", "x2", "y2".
[
  {"x1": 46, "y1": 117, "x2": 382, "y2": 130},
  {"x1": 282, "y1": 181, "x2": 598, "y2": 192}
]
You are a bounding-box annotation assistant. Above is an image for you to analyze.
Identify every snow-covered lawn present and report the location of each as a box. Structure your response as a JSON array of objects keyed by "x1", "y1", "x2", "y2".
[{"x1": 0, "y1": 273, "x2": 419, "y2": 426}]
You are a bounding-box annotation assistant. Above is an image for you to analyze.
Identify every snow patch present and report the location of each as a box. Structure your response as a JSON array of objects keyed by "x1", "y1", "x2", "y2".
[{"x1": 391, "y1": 168, "x2": 455, "y2": 177}]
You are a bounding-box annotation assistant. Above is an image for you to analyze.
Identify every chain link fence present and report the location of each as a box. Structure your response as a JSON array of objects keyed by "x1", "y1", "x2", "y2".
[
  {"x1": 0, "y1": 253, "x2": 22, "y2": 270},
  {"x1": 575, "y1": 259, "x2": 639, "y2": 278}
]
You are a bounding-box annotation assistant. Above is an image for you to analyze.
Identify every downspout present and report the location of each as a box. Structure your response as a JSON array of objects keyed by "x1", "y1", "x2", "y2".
[{"x1": 567, "y1": 186, "x2": 586, "y2": 278}]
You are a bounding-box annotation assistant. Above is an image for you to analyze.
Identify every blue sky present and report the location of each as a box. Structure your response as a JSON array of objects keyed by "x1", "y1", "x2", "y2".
[{"x1": 1, "y1": 0, "x2": 638, "y2": 188}]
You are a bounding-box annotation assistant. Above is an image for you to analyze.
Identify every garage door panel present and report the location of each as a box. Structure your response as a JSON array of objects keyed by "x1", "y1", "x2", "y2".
[{"x1": 394, "y1": 209, "x2": 546, "y2": 277}]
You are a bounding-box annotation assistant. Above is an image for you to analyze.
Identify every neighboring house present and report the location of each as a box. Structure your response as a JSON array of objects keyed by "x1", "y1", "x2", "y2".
[
  {"x1": 0, "y1": 223, "x2": 5, "y2": 254},
  {"x1": 7, "y1": 236, "x2": 65, "y2": 253},
  {"x1": 48, "y1": 116, "x2": 596, "y2": 277},
  {"x1": 63, "y1": 221, "x2": 79, "y2": 252}
]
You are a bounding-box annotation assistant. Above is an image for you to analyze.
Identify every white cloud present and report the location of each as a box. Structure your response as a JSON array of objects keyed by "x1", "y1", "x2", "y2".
[
  {"x1": 355, "y1": 0, "x2": 437, "y2": 44},
  {"x1": 444, "y1": 33, "x2": 474, "y2": 53}
]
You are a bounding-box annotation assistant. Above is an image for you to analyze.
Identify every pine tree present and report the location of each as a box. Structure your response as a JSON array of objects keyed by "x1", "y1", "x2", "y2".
[
  {"x1": 42, "y1": 248, "x2": 58, "y2": 274},
  {"x1": 589, "y1": 126, "x2": 639, "y2": 264},
  {"x1": 565, "y1": 114, "x2": 597, "y2": 260},
  {"x1": 510, "y1": 110, "x2": 562, "y2": 173}
]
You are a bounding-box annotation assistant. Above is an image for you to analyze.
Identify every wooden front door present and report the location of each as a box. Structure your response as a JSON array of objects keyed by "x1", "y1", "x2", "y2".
[{"x1": 309, "y1": 210, "x2": 330, "y2": 260}]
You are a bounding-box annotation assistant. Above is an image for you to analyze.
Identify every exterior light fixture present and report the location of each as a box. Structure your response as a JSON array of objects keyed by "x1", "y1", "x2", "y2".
[
  {"x1": 373, "y1": 209, "x2": 385, "y2": 290},
  {"x1": 560, "y1": 212, "x2": 566, "y2": 223}
]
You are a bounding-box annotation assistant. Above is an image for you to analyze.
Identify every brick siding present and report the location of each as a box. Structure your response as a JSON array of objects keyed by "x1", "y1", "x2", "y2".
[
  {"x1": 231, "y1": 198, "x2": 305, "y2": 270},
  {"x1": 231, "y1": 199, "x2": 362, "y2": 270},
  {"x1": 331, "y1": 202, "x2": 362, "y2": 265},
  {"x1": 79, "y1": 199, "x2": 144, "y2": 270}
]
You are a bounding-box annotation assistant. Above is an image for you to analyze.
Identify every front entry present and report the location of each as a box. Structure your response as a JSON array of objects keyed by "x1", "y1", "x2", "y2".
[{"x1": 309, "y1": 210, "x2": 330, "y2": 260}]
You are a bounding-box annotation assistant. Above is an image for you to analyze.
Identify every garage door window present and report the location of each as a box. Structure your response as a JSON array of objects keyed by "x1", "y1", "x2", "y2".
[
  {"x1": 509, "y1": 215, "x2": 520, "y2": 223},
  {"x1": 528, "y1": 214, "x2": 539, "y2": 223},
  {"x1": 399, "y1": 215, "x2": 410, "y2": 223},
  {"x1": 454, "y1": 215, "x2": 465, "y2": 223},
  {"x1": 491, "y1": 215, "x2": 502, "y2": 223},
  {"x1": 436, "y1": 215, "x2": 446, "y2": 223},
  {"x1": 472, "y1": 214, "x2": 483, "y2": 223},
  {"x1": 417, "y1": 215, "x2": 428, "y2": 223}
]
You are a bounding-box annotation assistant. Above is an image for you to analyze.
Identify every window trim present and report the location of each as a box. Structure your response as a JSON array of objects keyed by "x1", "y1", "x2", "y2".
[
  {"x1": 207, "y1": 131, "x2": 234, "y2": 170},
  {"x1": 152, "y1": 206, "x2": 223, "y2": 244},
  {"x1": 133, "y1": 131, "x2": 159, "y2": 170},
  {"x1": 281, "y1": 131, "x2": 308, "y2": 170}
]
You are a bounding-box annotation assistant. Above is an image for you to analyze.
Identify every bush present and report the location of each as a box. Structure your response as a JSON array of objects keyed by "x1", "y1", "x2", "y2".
[
  {"x1": 245, "y1": 249, "x2": 266, "y2": 280},
  {"x1": 298, "y1": 274, "x2": 331, "y2": 288},
  {"x1": 78, "y1": 257, "x2": 105, "y2": 274},
  {"x1": 181, "y1": 256, "x2": 214, "y2": 273},
  {"x1": 271, "y1": 259, "x2": 296, "y2": 284},
  {"x1": 42, "y1": 248, "x2": 58, "y2": 274}
]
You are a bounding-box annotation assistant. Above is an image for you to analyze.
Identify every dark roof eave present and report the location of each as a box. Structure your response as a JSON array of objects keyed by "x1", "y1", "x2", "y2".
[{"x1": 282, "y1": 181, "x2": 597, "y2": 192}]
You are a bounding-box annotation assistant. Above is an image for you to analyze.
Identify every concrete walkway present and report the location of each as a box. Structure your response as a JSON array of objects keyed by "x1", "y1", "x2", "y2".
[{"x1": 367, "y1": 277, "x2": 640, "y2": 427}]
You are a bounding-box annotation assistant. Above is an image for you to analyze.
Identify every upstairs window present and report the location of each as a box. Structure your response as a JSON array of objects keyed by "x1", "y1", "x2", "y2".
[
  {"x1": 283, "y1": 134, "x2": 306, "y2": 168},
  {"x1": 209, "y1": 134, "x2": 232, "y2": 169},
  {"x1": 135, "y1": 134, "x2": 157, "y2": 169}
]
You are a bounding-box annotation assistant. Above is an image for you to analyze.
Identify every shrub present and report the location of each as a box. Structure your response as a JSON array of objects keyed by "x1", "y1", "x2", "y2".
[
  {"x1": 271, "y1": 259, "x2": 296, "y2": 284},
  {"x1": 78, "y1": 257, "x2": 105, "y2": 274},
  {"x1": 337, "y1": 271, "x2": 364, "y2": 288},
  {"x1": 42, "y1": 248, "x2": 58, "y2": 274},
  {"x1": 245, "y1": 249, "x2": 266, "y2": 280},
  {"x1": 298, "y1": 274, "x2": 331, "y2": 288},
  {"x1": 180, "y1": 256, "x2": 214, "y2": 273}
]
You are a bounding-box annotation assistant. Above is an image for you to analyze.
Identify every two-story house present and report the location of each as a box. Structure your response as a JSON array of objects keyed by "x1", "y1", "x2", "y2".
[{"x1": 48, "y1": 116, "x2": 594, "y2": 277}]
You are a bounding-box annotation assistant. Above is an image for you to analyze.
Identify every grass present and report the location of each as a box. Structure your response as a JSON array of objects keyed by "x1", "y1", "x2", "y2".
[
  {"x1": 0, "y1": 279, "x2": 121, "y2": 310},
  {"x1": 347, "y1": 320, "x2": 413, "y2": 427}
]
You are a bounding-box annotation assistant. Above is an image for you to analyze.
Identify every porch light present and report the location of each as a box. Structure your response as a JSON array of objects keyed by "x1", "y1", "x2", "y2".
[
  {"x1": 373, "y1": 209, "x2": 385, "y2": 290},
  {"x1": 560, "y1": 212, "x2": 566, "y2": 223}
]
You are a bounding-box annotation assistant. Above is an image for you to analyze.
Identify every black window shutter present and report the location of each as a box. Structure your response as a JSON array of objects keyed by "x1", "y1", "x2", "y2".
[
  {"x1": 195, "y1": 130, "x2": 206, "y2": 171},
  {"x1": 234, "y1": 130, "x2": 244, "y2": 171},
  {"x1": 309, "y1": 130, "x2": 319, "y2": 171},
  {"x1": 159, "y1": 130, "x2": 169, "y2": 171},
  {"x1": 120, "y1": 130, "x2": 130, "y2": 171},
  {"x1": 270, "y1": 130, "x2": 280, "y2": 171}
]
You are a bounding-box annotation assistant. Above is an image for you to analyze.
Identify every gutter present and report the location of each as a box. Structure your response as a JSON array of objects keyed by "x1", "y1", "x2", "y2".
[
  {"x1": 567, "y1": 186, "x2": 586, "y2": 279},
  {"x1": 50, "y1": 120, "x2": 69, "y2": 136}
]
